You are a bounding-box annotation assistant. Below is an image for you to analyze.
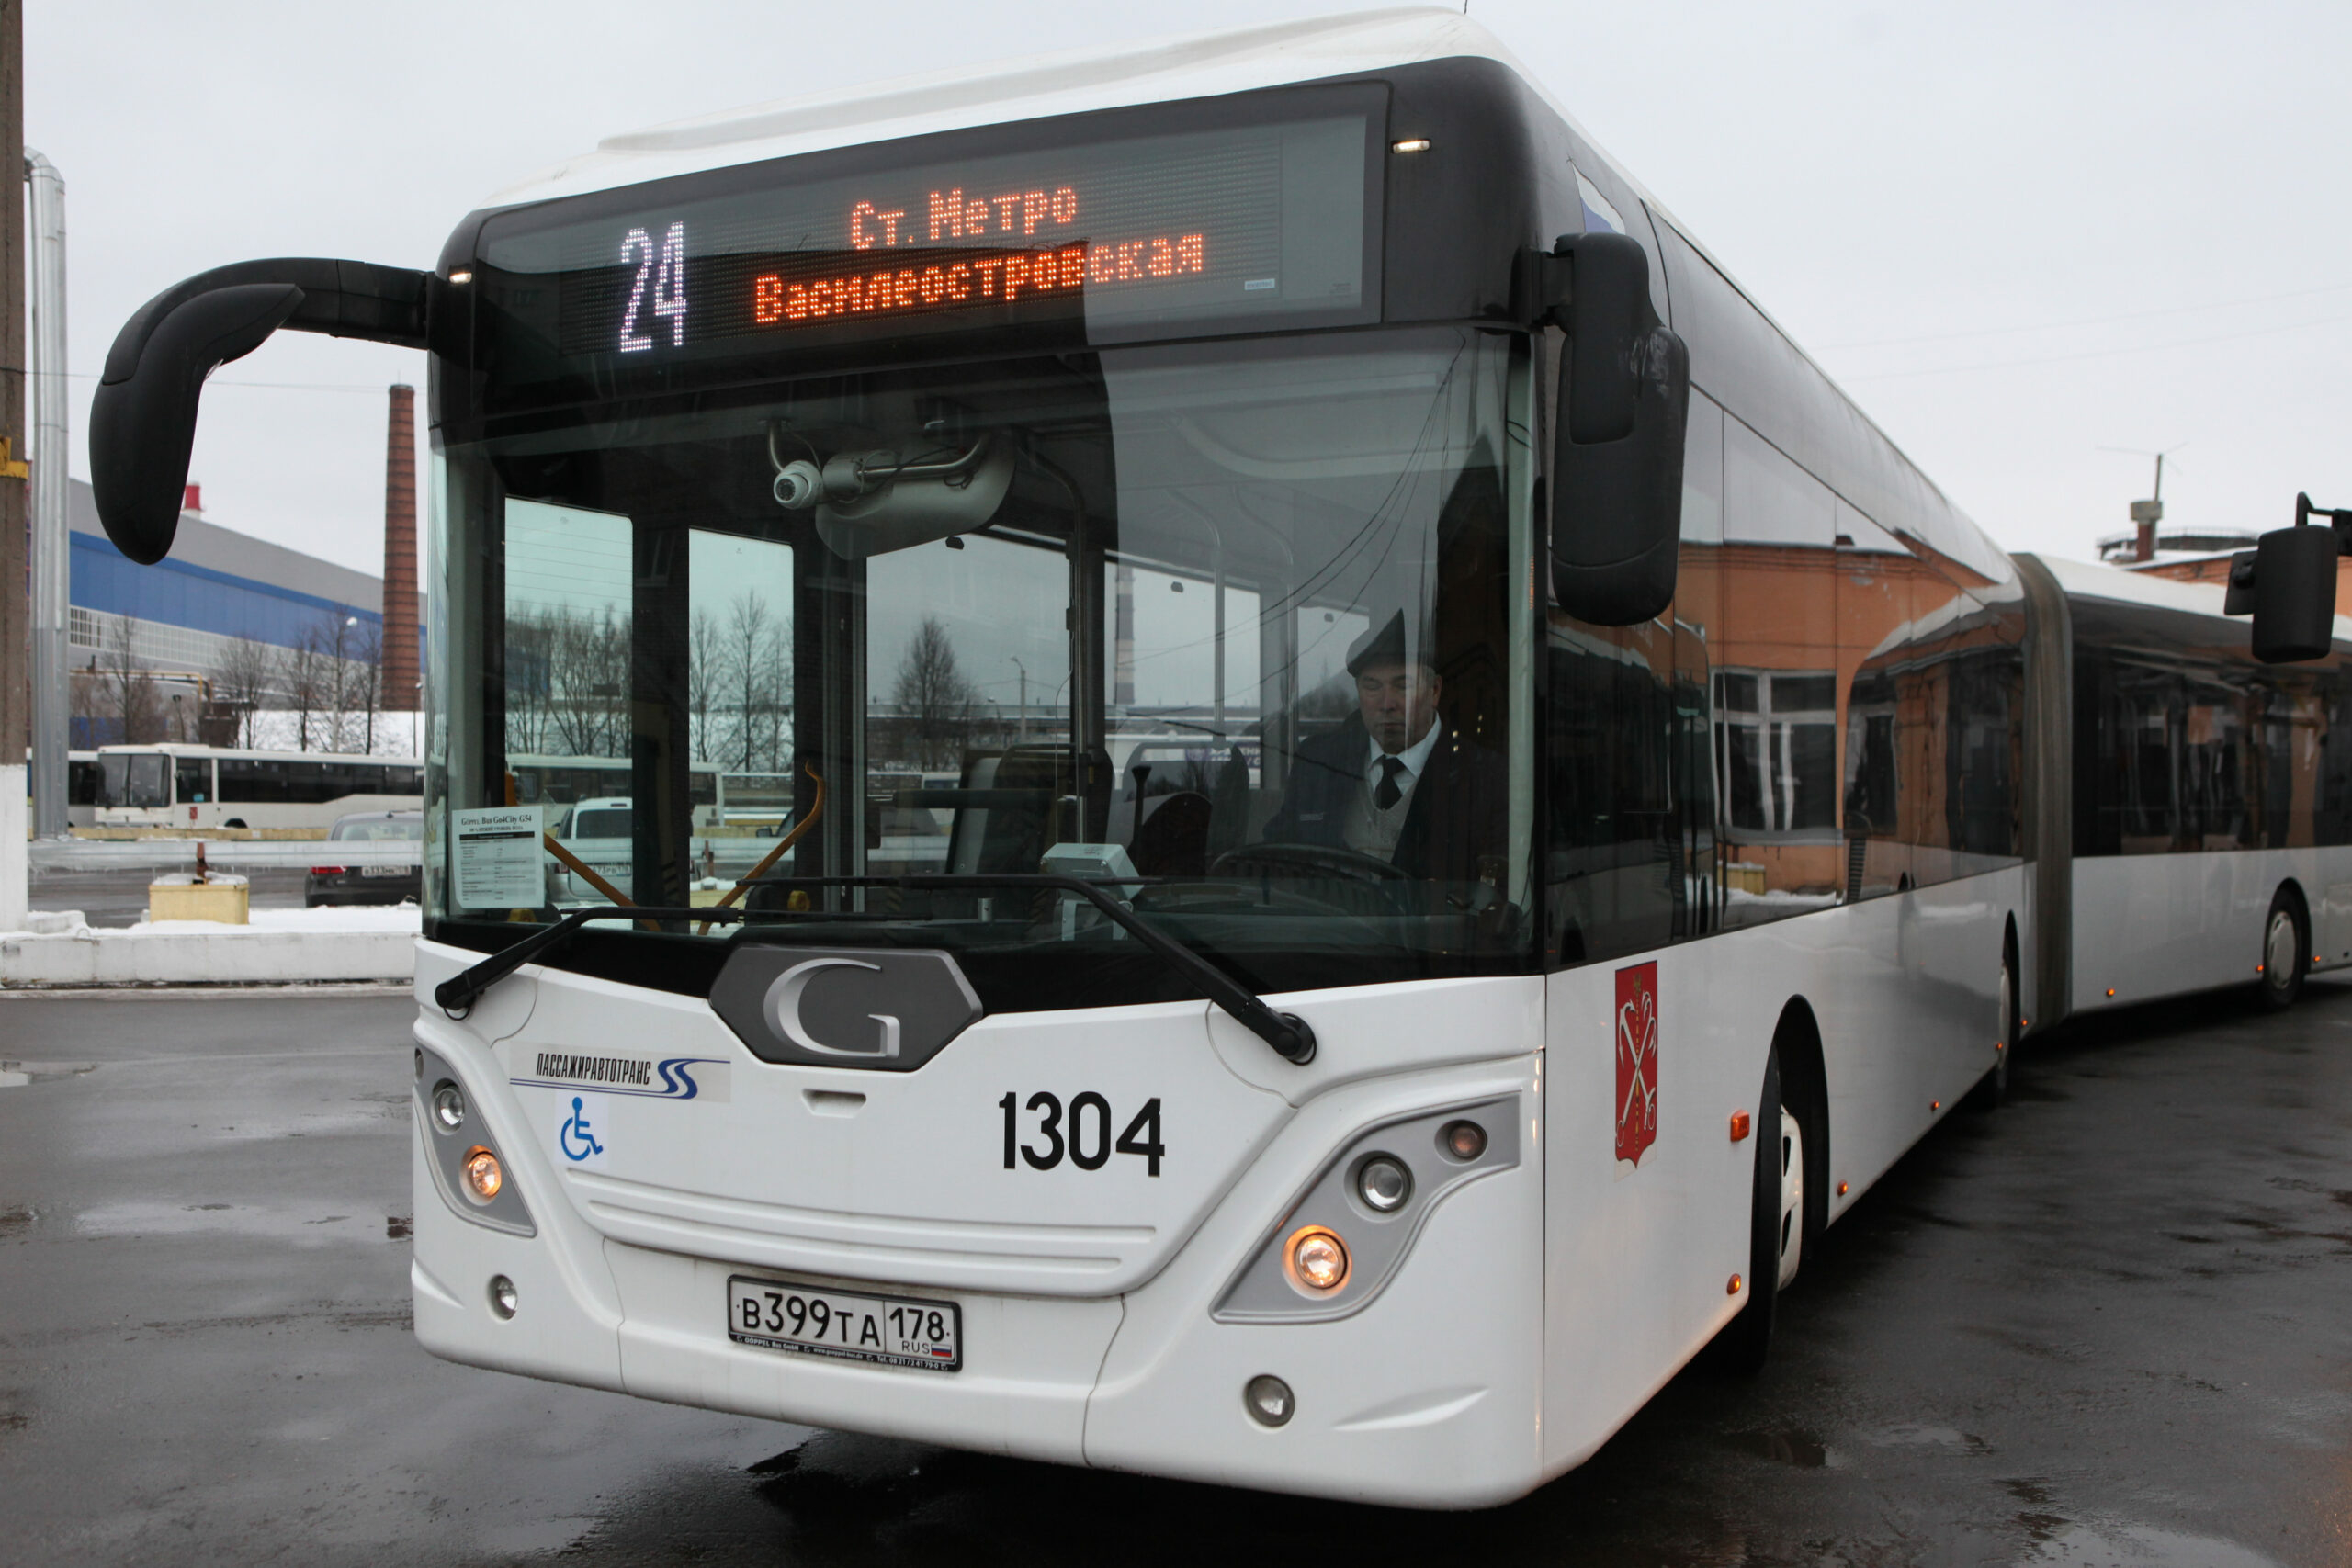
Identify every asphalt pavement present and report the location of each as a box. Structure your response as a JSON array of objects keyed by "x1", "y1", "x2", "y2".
[{"x1": 2, "y1": 982, "x2": 2349, "y2": 1566}]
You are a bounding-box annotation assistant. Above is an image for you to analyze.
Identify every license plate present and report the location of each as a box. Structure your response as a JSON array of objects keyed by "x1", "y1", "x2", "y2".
[
  {"x1": 726, "y1": 1276, "x2": 962, "y2": 1371},
  {"x1": 359, "y1": 863, "x2": 413, "y2": 878}
]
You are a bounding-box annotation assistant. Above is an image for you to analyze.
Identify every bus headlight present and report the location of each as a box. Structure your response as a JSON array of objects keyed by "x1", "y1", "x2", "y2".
[
  {"x1": 1215, "y1": 1099, "x2": 1519, "y2": 1324},
  {"x1": 462, "y1": 1146, "x2": 504, "y2": 1202},
  {"x1": 414, "y1": 1044, "x2": 535, "y2": 1237},
  {"x1": 1285, "y1": 1226, "x2": 1350, "y2": 1293},
  {"x1": 1354, "y1": 1154, "x2": 1412, "y2": 1213}
]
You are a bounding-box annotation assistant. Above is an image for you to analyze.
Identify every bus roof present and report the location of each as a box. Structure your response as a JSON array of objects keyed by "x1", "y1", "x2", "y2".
[
  {"x1": 475, "y1": 6, "x2": 2011, "y2": 586},
  {"x1": 485, "y1": 8, "x2": 1579, "y2": 209},
  {"x1": 2030, "y1": 551, "x2": 2352, "y2": 645}
]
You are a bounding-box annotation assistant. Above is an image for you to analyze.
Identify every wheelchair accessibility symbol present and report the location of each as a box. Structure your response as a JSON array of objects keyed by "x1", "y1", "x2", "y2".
[{"x1": 560, "y1": 1096, "x2": 605, "y2": 1163}]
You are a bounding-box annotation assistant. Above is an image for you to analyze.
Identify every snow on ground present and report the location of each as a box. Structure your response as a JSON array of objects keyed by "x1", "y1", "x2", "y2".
[{"x1": 126, "y1": 904, "x2": 423, "y2": 935}]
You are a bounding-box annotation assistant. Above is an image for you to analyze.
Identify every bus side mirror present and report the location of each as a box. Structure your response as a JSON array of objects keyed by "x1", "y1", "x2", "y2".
[
  {"x1": 1526, "y1": 232, "x2": 1690, "y2": 626},
  {"x1": 90, "y1": 258, "x2": 435, "y2": 564},
  {"x1": 2227, "y1": 493, "x2": 2350, "y2": 663}
]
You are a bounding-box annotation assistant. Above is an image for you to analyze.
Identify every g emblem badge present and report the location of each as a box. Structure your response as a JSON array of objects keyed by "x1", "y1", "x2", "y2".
[
  {"x1": 709, "y1": 947, "x2": 984, "y2": 1071},
  {"x1": 763, "y1": 957, "x2": 901, "y2": 1059}
]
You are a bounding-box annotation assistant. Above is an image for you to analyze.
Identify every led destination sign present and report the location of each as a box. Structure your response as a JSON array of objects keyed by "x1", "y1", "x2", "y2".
[{"x1": 479, "y1": 106, "x2": 1377, "y2": 369}]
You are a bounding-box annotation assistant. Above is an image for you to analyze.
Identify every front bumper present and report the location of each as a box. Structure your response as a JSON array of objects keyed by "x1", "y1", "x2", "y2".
[{"x1": 410, "y1": 971, "x2": 1544, "y2": 1506}]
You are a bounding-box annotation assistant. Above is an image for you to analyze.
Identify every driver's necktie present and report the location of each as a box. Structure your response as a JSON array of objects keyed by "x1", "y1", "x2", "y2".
[{"x1": 1374, "y1": 755, "x2": 1408, "y2": 811}]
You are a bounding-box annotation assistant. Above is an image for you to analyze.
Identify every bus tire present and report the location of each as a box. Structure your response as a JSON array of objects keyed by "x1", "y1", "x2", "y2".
[
  {"x1": 1713, "y1": 1046, "x2": 1790, "y2": 1376},
  {"x1": 2257, "y1": 886, "x2": 2309, "y2": 1012},
  {"x1": 1965, "y1": 931, "x2": 2020, "y2": 1111}
]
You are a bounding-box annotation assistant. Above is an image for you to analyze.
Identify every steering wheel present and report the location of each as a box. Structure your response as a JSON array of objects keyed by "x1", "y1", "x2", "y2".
[{"x1": 1209, "y1": 841, "x2": 1412, "y2": 884}]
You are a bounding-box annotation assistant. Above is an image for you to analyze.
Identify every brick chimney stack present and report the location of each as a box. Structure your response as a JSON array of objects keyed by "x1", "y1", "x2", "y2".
[{"x1": 381, "y1": 385, "x2": 419, "y2": 710}]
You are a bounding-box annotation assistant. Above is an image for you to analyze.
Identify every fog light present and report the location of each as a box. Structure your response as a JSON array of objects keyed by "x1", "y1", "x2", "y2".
[
  {"x1": 431, "y1": 1081, "x2": 466, "y2": 1132},
  {"x1": 1285, "y1": 1226, "x2": 1349, "y2": 1292},
  {"x1": 1244, "y1": 1373, "x2": 1294, "y2": 1427},
  {"x1": 489, "y1": 1274, "x2": 518, "y2": 1319},
  {"x1": 1355, "y1": 1154, "x2": 1412, "y2": 1213},
  {"x1": 1440, "y1": 1119, "x2": 1487, "y2": 1161},
  {"x1": 462, "y1": 1146, "x2": 503, "y2": 1202}
]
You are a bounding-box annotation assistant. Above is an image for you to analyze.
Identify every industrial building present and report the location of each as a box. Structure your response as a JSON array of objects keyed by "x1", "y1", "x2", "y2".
[
  {"x1": 65, "y1": 384, "x2": 422, "y2": 748},
  {"x1": 69, "y1": 478, "x2": 383, "y2": 682}
]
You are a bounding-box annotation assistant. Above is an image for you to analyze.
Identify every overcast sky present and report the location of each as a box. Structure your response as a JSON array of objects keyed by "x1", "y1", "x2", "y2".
[{"x1": 27, "y1": 1, "x2": 2352, "y2": 577}]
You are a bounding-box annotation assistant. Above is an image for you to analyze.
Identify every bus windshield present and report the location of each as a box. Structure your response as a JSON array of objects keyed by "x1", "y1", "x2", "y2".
[
  {"x1": 98, "y1": 752, "x2": 169, "y2": 809},
  {"x1": 429, "y1": 325, "x2": 1536, "y2": 1000}
]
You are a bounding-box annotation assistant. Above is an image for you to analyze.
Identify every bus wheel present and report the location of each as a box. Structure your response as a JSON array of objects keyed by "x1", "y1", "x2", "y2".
[
  {"x1": 1773, "y1": 1103, "x2": 1805, "y2": 1290},
  {"x1": 2258, "y1": 889, "x2": 2309, "y2": 1012},
  {"x1": 1713, "y1": 1048, "x2": 1787, "y2": 1375},
  {"x1": 1966, "y1": 942, "x2": 2018, "y2": 1111}
]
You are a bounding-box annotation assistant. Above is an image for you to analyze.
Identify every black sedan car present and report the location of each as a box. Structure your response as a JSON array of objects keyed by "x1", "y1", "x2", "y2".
[{"x1": 306, "y1": 810, "x2": 424, "y2": 906}]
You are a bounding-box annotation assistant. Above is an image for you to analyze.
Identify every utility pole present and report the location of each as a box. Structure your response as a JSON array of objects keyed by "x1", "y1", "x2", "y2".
[
  {"x1": 0, "y1": 0, "x2": 28, "y2": 931},
  {"x1": 27, "y1": 145, "x2": 63, "y2": 837}
]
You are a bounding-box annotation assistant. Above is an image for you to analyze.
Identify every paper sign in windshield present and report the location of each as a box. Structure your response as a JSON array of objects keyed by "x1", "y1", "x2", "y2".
[{"x1": 453, "y1": 805, "x2": 545, "y2": 910}]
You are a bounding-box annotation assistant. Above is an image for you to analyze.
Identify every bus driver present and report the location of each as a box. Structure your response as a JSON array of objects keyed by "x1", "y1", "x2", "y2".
[{"x1": 1263, "y1": 611, "x2": 1507, "y2": 886}]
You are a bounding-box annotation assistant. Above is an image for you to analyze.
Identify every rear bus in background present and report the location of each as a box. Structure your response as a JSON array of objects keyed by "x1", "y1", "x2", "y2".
[
  {"x1": 91, "y1": 743, "x2": 421, "y2": 832},
  {"x1": 82, "y1": 10, "x2": 2352, "y2": 1510}
]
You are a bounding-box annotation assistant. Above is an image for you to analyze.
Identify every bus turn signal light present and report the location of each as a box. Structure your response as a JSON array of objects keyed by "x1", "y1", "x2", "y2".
[
  {"x1": 1727, "y1": 1273, "x2": 1742, "y2": 1294},
  {"x1": 1729, "y1": 1111, "x2": 1751, "y2": 1142}
]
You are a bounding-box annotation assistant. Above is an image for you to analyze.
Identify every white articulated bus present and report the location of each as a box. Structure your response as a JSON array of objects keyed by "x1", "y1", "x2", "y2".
[{"x1": 91, "y1": 10, "x2": 2352, "y2": 1509}]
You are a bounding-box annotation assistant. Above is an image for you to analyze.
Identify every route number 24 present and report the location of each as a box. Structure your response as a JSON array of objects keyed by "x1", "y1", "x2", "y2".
[{"x1": 999, "y1": 1092, "x2": 1163, "y2": 1176}]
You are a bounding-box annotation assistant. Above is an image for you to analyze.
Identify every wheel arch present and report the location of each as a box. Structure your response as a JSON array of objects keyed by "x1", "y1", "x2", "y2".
[{"x1": 1769, "y1": 998, "x2": 1830, "y2": 1254}]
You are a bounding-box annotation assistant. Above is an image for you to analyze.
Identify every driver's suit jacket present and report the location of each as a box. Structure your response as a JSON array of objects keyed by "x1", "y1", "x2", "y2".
[{"x1": 1261, "y1": 715, "x2": 1510, "y2": 886}]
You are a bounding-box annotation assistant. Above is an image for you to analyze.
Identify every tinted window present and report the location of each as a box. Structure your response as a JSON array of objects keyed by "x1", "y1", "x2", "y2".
[
  {"x1": 1546, "y1": 608, "x2": 1715, "y2": 964},
  {"x1": 2071, "y1": 592, "x2": 2339, "y2": 855},
  {"x1": 569, "y1": 808, "x2": 632, "y2": 838},
  {"x1": 175, "y1": 757, "x2": 211, "y2": 805}
]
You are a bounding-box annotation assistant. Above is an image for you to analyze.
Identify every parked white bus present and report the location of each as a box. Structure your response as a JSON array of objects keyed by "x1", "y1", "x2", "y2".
[
  {"x1": 90, "y1": 10, "x2": 2352, "y2": 1509},
  {"x1": 90, "y1": 743, "x2": 421, "y2": 831}
]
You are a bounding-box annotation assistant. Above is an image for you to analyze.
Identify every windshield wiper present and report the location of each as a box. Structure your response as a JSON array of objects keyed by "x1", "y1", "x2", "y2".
[
  {"x1": 435, "y1": 906, "x2": 745, "y2": 1016},
  {"x1": 745, "y1": 874, "x2": 1317, "y2": 1066}
]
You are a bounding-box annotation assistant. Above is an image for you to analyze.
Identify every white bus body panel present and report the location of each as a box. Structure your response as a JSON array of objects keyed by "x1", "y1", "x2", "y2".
[
  {"x1": 1536, "y1": 867, "x2": 2017, "y2": 1475},
  {"x1": 2070, "y1": 847, "x2": 2352, "y2": 1013}
]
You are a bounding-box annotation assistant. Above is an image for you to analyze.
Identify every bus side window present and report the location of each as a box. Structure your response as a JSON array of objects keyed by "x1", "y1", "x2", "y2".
[
  {"x1": 1545, "y1": 617, "x2": 1679, "y2": 965},
  {"x1": 175, "y1": 757, "x2": 210, "y2": 805}
]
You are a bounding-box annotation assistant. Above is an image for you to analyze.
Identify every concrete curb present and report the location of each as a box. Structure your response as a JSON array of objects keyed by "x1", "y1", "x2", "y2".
[{"x1": 0, "y1": 929, "x2": 418, "y2": 987}]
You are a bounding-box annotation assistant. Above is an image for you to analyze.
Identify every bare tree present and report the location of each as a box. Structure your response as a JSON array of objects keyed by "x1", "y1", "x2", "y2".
[
  {"x1": 503, "y1": 606, "x2": 555, "y2": 755},
  {"x1": 285, "y1": 624, "x2": 329, "y2": 752},
  {"x1": 687, "y1": 605, "x2": 719, "y2": 763},
  {"x1": 211, "y1": 634, "x2": 278, "y2": 750},
  {"x1": 718, "y1": 594, "x2": 787, "y2": 772},
  {"x1": 545, "y1": 605, "x2": 630, "y2": 757},
  {"x1": 94, "y1": 618, "x2": 163, "y2": 745},
  {"x1": 894, "y1": 615, "x2": 977, "y2": 771}
]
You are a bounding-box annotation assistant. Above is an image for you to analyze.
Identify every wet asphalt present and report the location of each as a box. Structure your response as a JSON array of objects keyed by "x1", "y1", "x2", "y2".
[{"x1": 2, "y1": 980, "x2": 2349, "y2": 1567}]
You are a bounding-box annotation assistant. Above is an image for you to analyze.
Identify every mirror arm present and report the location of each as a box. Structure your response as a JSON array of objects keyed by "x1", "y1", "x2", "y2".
[{"x1": 90, "y1": 258, "x2": 445, "y2": 564}]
